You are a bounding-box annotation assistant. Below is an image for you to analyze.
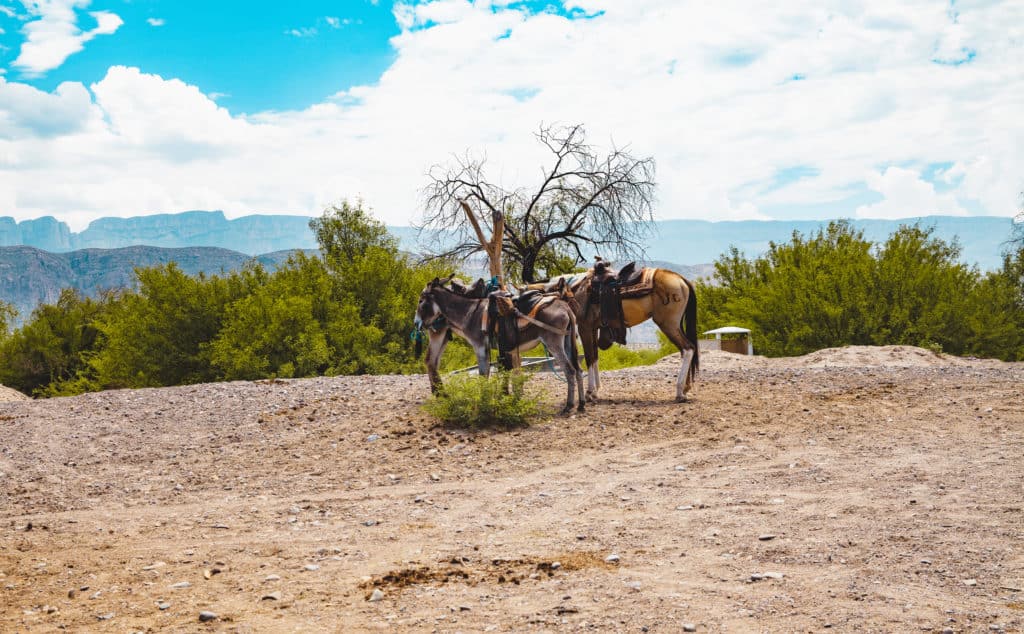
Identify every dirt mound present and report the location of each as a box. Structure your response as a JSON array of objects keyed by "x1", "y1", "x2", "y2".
[
  {"x1": 0, "y1": 384, "x2": 29, "y2": 402},
  {"x1": 789, "y1": 344, "x2": 964, "y2": 368},
  {"x1": 670, "y1": 345, "x2": 982, "y2": 371}
]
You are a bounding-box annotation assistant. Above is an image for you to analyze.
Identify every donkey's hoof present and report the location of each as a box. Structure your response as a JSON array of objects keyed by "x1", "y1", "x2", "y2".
[
  {"x1": 676, "y1": 395, "x2": 690, "y2": 403},
  {"x1": 585, "y1": 392, "x2": 598, "y2": 403},
  {"x1": 577, "y1": 403, "x2": 586, "y2": 413}
]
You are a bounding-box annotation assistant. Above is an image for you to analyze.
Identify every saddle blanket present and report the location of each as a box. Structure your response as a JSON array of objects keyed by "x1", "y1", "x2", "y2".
[{"x1": 617, "y1": 267, "x2": 658, "y2": 299}]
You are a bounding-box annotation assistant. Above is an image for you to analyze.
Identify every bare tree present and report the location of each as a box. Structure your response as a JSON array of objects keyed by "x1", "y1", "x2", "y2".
[{"x1": 419, "y1": 123, "x2": 656, "y2": 283}]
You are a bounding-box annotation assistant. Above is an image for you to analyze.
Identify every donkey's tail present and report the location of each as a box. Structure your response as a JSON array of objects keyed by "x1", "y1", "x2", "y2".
[
  {"x1": 683, "y1": 277, "x2": 699, "y2": 377},
  {"x1": 566, "y1": 310, "x2": 583, "y2": 373}
]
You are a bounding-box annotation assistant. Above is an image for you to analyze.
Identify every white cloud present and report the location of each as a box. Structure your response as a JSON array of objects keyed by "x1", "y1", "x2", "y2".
[
  {"x1": 326, "y1": 16, "x2": 340, "y2": 28},
  {"x1": 856, "y1": 166, "x2": 967, "y2": 219},
  {"x1": 285, "y1": 26, "x2": 317, "y2": 38},
  {"x1": 0, "y1": 0, "x2": 1022, "y2": 230},
  {"x1": 13, "y1": 1, "x2": 123, "y2": 75},
  {"x1": 147, "y1": 17, "x2": 165, "y2": 27}
]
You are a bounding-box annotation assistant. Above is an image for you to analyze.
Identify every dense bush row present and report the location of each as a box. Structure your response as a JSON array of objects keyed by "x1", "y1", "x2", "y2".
[
  {"x1": 698, "y1": 221, "x2": 1024, "y2": 360},
  {"x1": 3, "y1": 214, "x2": 1022, "y2": 399},
  {"x1": 0, "y1": 202, "x2": 449, "y2": 397}
]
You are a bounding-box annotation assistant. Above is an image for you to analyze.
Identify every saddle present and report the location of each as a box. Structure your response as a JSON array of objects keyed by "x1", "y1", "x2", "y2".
[
  {"x1": 487, "y1": 287, "x2": 561, "y2": 370},
  {"x1": 589, "y1": 259, "x2": 658, "y2": 349}
]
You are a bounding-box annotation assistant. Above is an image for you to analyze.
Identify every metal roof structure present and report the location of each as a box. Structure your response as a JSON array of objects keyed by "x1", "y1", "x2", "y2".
[{"x1": 703, "y1": 326, "x2": 751, "y2": 336}]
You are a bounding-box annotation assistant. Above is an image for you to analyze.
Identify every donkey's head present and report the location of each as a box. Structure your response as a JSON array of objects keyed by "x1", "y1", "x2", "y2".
[{"x1": 414, "y1": 275, "x2": 454, "y2": 329}]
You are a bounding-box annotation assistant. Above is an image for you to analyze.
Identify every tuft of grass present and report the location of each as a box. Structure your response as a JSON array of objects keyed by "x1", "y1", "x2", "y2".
[{"x1": 423, "y1": 371, "x2": 543, "y2": 428}]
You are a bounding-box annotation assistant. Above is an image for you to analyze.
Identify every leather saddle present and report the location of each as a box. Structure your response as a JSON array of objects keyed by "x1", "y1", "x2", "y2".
[{"x1": 590, "y1": 260, "x2": 630, "y2": 349}]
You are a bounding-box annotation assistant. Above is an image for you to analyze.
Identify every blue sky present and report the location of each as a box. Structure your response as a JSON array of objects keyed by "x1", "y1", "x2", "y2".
[
  {"x1": 1, "y1": 1, "x2": 401, "y2": 113},
  {"x1": 0, "y1": 1, "x2": 1021, "y2": 229}
]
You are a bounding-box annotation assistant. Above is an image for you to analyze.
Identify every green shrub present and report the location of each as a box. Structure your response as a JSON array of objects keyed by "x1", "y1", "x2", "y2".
[{"x1": 422, "y1": 371, "x2": 543, "y2": 428}]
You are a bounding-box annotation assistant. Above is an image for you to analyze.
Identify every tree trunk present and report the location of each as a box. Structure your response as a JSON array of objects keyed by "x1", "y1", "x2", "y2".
[
  {"x1": 521, "y1": 251, "x2": 537, "y2": 284},
  {"x1": 460, "y1": 200, "x2": 505, "y2": 289}
]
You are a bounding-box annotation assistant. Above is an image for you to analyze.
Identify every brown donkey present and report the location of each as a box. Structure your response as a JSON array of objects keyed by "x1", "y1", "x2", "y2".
[{"x1": 532, "y1": 267, "x2": 699, "y2": 402}]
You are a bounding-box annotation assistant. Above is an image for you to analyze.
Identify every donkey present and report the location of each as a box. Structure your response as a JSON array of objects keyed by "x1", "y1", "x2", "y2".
[
  {"x1": 414, "y1": 277, "x2": 586, "y2": 413},
  {"x1": 531, "y1": 266, "x2": 699, "y2": 402}
]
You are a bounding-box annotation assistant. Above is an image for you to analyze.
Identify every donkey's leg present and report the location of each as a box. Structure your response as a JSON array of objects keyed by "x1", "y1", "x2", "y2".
[
  {"x1": 566, "y1": 333, "x2": 586, "y2": 412},
  {"x1": 653, "y1": 311, "x2": 695, "y2": 402},
  {"x1": 578, "y1": 325, "x2": 600, "y2": 402},
  {"x1": 473, "y1": 341, "x2": 491, "y2": 378},
  {"x1": 545, "y1": 333, "x2": 577, "y2": 414},
  {"x1": 425, "y1": 329, "x2": 450, "y2": 394}
]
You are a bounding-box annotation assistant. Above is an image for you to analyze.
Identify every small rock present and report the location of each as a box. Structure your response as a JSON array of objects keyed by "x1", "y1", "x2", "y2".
[
  {"x1": 97, "y1": 612, "x2": 115, "y2": 621},
  {"x1": 363, "y1": 520, "x2": 377, "y2": 527},
  {"x1": 366, "y1": 434, "x2": 380, "y2": 442},
  {"x1": 264, "y1": 574, "x2": 281, "y2": 582},
  {"x1": 303, "y1": 564, "x2": 320, "y2": 572},
  {"x1": 963, "y1": 579, "x2": 978, "y2": 586},
  {"x1": 170, "y1": 581, "x2": 191, "y2": 589},
  {"x1": 674, "y1": 465, "x2": 687, "y2": 471},
  {"x1": 941, "y1": 628, "x2": 954, "y2": 634},
  {"x1": 288, "y1": 506, "x2": 301, "y2": 515},
  {"x1": 368, "y1": 588, "x2": 385, "y2": 602},
  {"x1": 683, "y1": 624, "x2": 697, "y2": 632},
  {"x1": 989, "y1": 626, "x2": 1002, "y2": 632},
  {"x1": 625, "y1": 581, "x2": 642, "y2": 591},
  {"x1": 676, "y1": 505, "x2": 694, "y2": 511},
  {"x1": 750, "y1": 573, "x2": 765, "y2": 582},
  {"x1": 550, "y1": 562, "x2": 562, "y2": 570},
  {"x1": 758, "y1": 534, "x2": 776, "y2": 541},
  {"x1": 156, "y1": 602, "x2": 171, "y2": 611},
  {"x1": 764, "y1": 572, "x2": 784, "y2": 580},
  {"x1": 67, "y1": 589, "x2": 76, "y2": 599},
  {"x1": 198, "y1": 610, "x2": 217, "y2": 622},
  {"x1": 261, "y1": 591, "x2": 282, "y2": 601},
  {"x1": 605, "y1": 554, "x2": 620, "y2": 564},
  {"x1": 430, "y1": 473, "x2": 441, "y2": 481}
]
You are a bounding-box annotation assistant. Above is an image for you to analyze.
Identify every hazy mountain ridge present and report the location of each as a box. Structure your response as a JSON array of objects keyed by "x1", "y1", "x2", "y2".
[
  {"x1": 0, "y1": 245, "x2": 311, "y2": 323},
  {"x1": 1, "y1": 211, "x2": 1012, "y2": 271},
  {"x1": 0, "y1": 211, "x2": 319, "y2": 255}
]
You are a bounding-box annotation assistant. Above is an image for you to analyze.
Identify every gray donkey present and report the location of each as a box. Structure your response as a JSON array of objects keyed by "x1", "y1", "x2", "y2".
[{"x1": 413, "y1": 277, "x2": 586, "y2": 413}]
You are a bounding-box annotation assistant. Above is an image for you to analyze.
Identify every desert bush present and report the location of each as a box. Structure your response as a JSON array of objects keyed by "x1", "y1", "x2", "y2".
[
  {"x1": 422, "y1": 371, "x2": 543, "y2": 428},
  {"x1": 696, "y1": 220, "x2": 1020, "y2": 359}
]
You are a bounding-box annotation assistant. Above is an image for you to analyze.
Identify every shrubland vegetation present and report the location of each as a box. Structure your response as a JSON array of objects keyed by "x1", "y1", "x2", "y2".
[
  {"x1": 0, "y1": 201, "x2": 449, "y2": 397},
  {"x1": 699, "y1": 221, "x2": 1024, "y2": 360},
  {"x1": 3, "y1": 211, "x2": 1023, "y2": 400}
]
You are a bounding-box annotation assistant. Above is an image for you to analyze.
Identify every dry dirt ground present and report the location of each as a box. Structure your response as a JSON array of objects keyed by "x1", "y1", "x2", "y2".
[{"x1": 1, "y1": 346, "x2": 1022, "y2": 633}]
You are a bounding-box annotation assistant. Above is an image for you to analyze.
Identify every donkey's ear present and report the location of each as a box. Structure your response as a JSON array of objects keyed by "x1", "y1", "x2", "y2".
[
  {"x1": 440, "y1": 273, "x2": 455, "y2": 285},
  {"x1": 430, "y1": 276, "x2": 439, "y2": 285}
]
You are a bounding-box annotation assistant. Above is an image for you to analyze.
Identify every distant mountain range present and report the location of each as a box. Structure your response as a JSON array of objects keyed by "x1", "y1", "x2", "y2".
[
  {"x1": 1, "y1": 210, "x2": 1015, "y2": 271},
  {"x1": 1, "y1": 211, "x2": 1016, "y2": 325},
  {"x1": 0, "y1": 211, "x2": 317, "y2": 255},
  {"x1": 0, "y1": 245, "x2": 309, "y2": 324}
]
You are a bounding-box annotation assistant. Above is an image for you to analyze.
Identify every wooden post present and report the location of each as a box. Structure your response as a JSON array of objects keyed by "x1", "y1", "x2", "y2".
[
  {"x1": 459, "y1": 199, "x2": 505, "y2": 289},
  {"x1": 459, "y1": 199, "x2": 517, "y2": 368}
]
